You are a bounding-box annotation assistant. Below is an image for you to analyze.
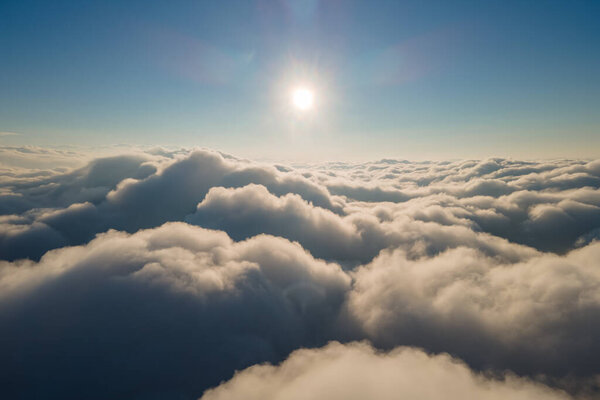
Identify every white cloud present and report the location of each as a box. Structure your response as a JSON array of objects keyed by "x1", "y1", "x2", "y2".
[
  {"x1": 1, "y1": 148, "x2": 599, "y2": 398},
  {"x1": 0, "y1": 222, "x2": 350, "y2": 398},
  {"x1": 344, "y1": 243, "x2": 600, "y2": 377},
  {"x1": 200, "y1": 341, "x2": 574, "y2": 400}
]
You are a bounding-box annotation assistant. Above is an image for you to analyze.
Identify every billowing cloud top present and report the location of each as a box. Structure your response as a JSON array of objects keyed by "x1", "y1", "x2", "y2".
[
  {"x1": 1, "y1": 147, "x2": 599, "y2": 399},
  {"x1": 201, "y1": 342, "x2": 572, "y2": 400}
]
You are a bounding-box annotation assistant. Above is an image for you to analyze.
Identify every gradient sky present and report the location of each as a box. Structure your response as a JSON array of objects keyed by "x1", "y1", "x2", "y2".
[{"x1": 1, "y1": 0, "x2": 599, "y2": 160}]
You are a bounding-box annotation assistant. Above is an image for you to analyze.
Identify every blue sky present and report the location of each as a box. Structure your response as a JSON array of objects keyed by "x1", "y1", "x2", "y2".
[{"x1": 1, "y1": 0, "x2": 599, "y2": 160}]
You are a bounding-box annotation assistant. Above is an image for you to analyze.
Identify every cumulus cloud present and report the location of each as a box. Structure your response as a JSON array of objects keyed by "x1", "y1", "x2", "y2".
[
  {"x1": 344, "y1": 243, "x2": 600, "y2": 377},
  {"x1": 0, "y1": 149, "x2": 339, "y2": 260},
  {"x1": 200, "y1": 341, "x2": 574, "y2": 400},
  {"x1": 185, "y1": 183, "x2": 539, "y2": 266},
  {"x1": 0, "y1": 222, "x2": 350, "y2": 399},
  {"x1": 3, "y1": 151, "x2": 600, "y2": 262},
  {"x1": 311, "y1": 157, "x2": 600, "y2": 253},
  {"x1": 186, "y1": 184, "x2": 379, "y2": 264},
  {"x1": 0, "y1": 154, "x2": 156, "y2": 213},
  {"x1": 1, "y1": 148, "x2": 600, "y2": 398}
]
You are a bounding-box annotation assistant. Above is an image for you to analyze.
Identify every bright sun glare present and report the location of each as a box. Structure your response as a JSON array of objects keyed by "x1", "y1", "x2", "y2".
[{"x1": 292, "y1": 88, "x2": 314, "y2": 111}]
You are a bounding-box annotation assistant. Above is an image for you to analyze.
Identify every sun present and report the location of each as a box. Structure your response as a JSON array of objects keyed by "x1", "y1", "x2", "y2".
[{"x1": 291, "y1": 87, "x2": 314, "y2": 111}]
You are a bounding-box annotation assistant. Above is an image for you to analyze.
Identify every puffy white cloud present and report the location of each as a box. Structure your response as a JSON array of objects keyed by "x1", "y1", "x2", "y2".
[
  {"x1": 0, "y1": 153, "x2": 157, "y2": 213},
  {"x1": 200, "y1": 341, "x2": 574, "y2": 400},
  {"x1": 186, "y1": 184, "x2": 379, "y2": 264},
  {"x1": 0, "y1": 149, "x2": 340, "y2": 260},
  {"x1": 186, "y1": 183, "x2": 541, "y2": 266},
  {"x1": 345, "y1": 242, "x2": 600, "y2": 377},
  {"x1": 0, "y1": 222, "x2": 350, "y2": 399}
]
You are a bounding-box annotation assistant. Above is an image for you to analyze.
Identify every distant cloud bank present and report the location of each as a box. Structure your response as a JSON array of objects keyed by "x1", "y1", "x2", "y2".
[{"x1": 1, "y1": 147, "x2": 599, "y2": 399}]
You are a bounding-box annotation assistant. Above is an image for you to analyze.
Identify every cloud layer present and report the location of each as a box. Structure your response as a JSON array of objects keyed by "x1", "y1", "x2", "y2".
[{"x1": 1, "y1": 147, "x2": 599, "y2": 398}]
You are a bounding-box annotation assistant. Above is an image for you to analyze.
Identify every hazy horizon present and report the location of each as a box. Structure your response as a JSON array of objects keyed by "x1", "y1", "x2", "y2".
[{"x1": 2, "y1": 0, "x2": 599, "y2": 160}]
